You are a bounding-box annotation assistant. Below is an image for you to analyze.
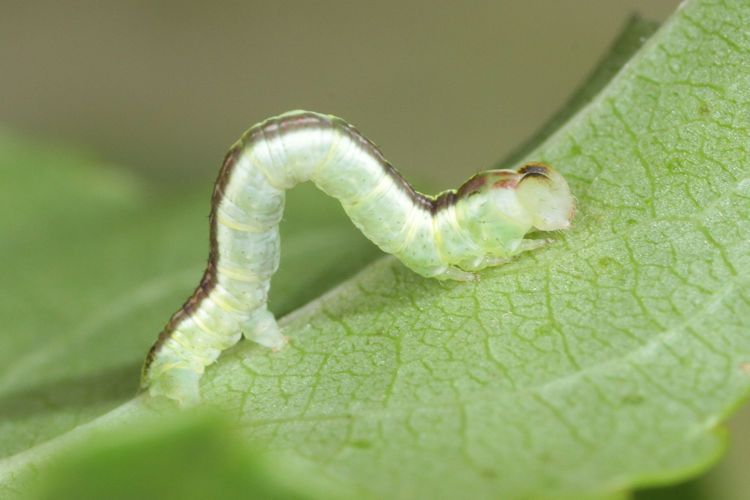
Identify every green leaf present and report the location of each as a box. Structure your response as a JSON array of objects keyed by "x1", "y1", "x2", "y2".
[
  {"x1": 30, "y1": 414, "x2": 345, "y2": 500},
  {"x1": 499, "y1": 14, "x2": 659, "y2": 169},
  {"x1": 2, "y1": 0, "x2": 750, "y2": 498}
]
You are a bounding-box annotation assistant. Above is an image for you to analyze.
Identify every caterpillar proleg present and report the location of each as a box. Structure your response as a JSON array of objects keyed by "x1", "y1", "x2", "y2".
[{"x1": 142, "y1": 110, "x2": 575, "y2": 406}]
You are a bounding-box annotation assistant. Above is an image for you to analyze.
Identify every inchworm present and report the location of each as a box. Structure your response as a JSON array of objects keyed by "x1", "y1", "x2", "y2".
[{"x1": 141, "y1": 110, "x2": 575, "y2": 406}]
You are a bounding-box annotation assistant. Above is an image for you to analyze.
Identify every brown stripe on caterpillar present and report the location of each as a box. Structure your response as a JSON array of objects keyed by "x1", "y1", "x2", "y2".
[
  {"x1": 273, "y1": 111, "x2": 331, "y2": 133},
  {"x1": 329, "y1": 116, "x2": 436, "y2": 212},
  {"x1": 455, "y1": 173, "x2": 490, "y2": 200},
  {"x1": 210, "y1": 141, "x2": 244, "y2": 261},
  {"x1": 428, "y1": 164, "x2": 555, "y2": 213},
  {"x1": 431, "y1": 190, "x2": 457, "y2": 214},
  {"x1": 260, "y1": 112, "x2": 454, "y2": 214},
  {"x1": 518, "y1": 162, "x2": 551, "y2": 177},
  {"x1": 142, "y1": 143, "x2": 243, "y2": 373},
  {"x1": 453, "y1": 164, "x2": 555, "y2": 202}
]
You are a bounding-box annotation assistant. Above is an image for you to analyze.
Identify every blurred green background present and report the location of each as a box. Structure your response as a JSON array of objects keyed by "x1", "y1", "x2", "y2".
[{"x1": 1, "y1": 1, "x2": 747, "y2": 498}]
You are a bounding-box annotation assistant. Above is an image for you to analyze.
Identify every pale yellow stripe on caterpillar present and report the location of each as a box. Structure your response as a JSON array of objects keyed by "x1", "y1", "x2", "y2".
[
  {"x1": 167, "y1": 329, "x2": 217, "y2": 367},
  {"x1": 431, "y1": 208, "x2": 454, "y2": 271},
  {"x1": 216, "y1": 210, "x2": 269, "y2": 233},
  {"x1": 215, "y1": 156, "x2": 284, "y2": 233},
  {"x1": 251, "y1": 125, "x2": 290, "y2": 190},
  {"x1": 205, "y1": 287, "x2": 249, "y2": 316},
  {"x1": 170, "y1": 326, "x2": 224, "y2": 366},
  {"x1": 391, "y1": 198, "x2": 424, "y2": 256},
  {"x1": 216, "y1": 197, "x2": 283, "y2": 234},
  {"x1": 310, "y1": 124, "x2": 374, "y2": 204},
  {"x1": 246, "y1": 147, "x2": 285, "y2": 191},
  {"x1": 434, "y1": 202, "x2": 479, "y2": 268},
  {"x1": 187, "y1": 308, "x2": 230, "y2": 344},
  {"x1": 340, "y1": 164, "x2": 392, "y2": 211},
  {"x1": 216, "y1": 262, "x2": 266, "y2": 283},
  {"x1": 311, "y1": 120, "x2": 343, "y2": 180},
  {"x1": 206, "y1": 275, "x2": 262, "y2": 314}
]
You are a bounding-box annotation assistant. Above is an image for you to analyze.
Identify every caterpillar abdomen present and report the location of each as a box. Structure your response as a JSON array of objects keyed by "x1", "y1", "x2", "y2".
[{"x1": 142, "y1": 110, "x2": 575, "y2": 406}]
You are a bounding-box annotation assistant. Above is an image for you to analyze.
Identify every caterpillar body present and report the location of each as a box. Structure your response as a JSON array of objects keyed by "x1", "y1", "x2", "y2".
[{"x1": 142, "y1": 110, "x2": 575, "y2": 406}]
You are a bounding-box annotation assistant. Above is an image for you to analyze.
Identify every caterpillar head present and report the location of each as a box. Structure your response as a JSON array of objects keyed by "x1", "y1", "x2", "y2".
[
  {"x1": 453, "y1": 163, "x2": 575, "y2": 253},
  {"x1": 514, "y1": 163, "x2": 575, "y2": 231}
]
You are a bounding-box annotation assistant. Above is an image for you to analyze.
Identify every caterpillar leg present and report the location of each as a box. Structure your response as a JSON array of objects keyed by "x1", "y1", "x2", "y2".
[
  {"x1": 434, "y1": 266, "x2": 480, "y2": 282},
  {"x1": 243, "y1": 307, "x2": 288, "y2": 350},
  {"x1": 477, "y1": 238, "x2": 552, "y2": 269},
  {"x1": 516, "y1": 237, "x2": 552, "y2": 254}
]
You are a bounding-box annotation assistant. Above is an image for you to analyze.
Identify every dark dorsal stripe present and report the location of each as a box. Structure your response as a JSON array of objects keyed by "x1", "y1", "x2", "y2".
[
  {"x1": 143, "y1": 145, "x2": 239, "y2": 372},
  {"x1": 518, "y1": 163, "x2": 550, "y2": 176}
]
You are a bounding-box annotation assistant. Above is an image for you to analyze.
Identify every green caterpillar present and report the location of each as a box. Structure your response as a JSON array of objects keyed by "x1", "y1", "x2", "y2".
[{"x1": 142, "y1": 110, "x2": 575, "y2": 406}]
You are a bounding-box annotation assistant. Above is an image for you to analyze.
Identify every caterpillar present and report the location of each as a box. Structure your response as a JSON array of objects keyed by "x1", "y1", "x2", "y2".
[{"x1": 142, "y1": 110, "x2": 575, "y2": 406}]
